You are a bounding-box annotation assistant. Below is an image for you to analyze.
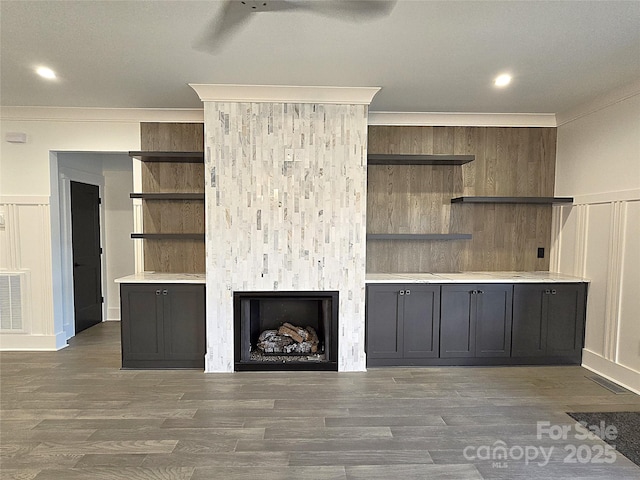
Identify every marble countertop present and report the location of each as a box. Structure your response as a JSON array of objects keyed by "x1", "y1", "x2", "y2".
[
  {"x1": 115, "y1": 271, "x2": 587, "y2": 285},
  {"x1": 115, "y1": 272, "x2": 206, "y2": 284},
  {"x1": 366, "y1": 271, "x2": 589, "y2": 284}
]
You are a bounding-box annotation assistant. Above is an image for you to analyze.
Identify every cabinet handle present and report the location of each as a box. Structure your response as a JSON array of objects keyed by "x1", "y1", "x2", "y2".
[
  {"x1": 551, "y1": 289, "x2": 557, "y2": 295},
  {"x1": 155, "y1": 289, "x2": 161, "y2": 296},
  {"x1": 162, "y1": 289, "x2": 168, "y2": 296},
  {"x1": 399, "y1": 290, "x2": 405, "y2": 296},
  {"x1": 470, "y1": 290, "x2": 477, "y2": 295},
  {"x1": 545, "y1": 289, "x2": 551, "y2": 295},
  {"x1": 406, "y1": 289, "x2": 411, "y2": 295},
  {"x1": 477, "y1": 290, "x2": 483, "y2": 294}
]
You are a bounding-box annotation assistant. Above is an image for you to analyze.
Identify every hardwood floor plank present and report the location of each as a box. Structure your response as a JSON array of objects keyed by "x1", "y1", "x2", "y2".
[
  {"x1": 29, "y1": 440, "x2": 178, "y2": 455},
  {"x1": 345, "y1": 464, "x2": 483, "y2": 480},
  {"x1": 190, "y1": 466, "x2": 347, "y2": 480},
  {"x1": 325, "y1": 415, "x2": 445, "y2": 427},
  {"x1": 72, "y1": 453, "x2": 147, "y2": 468},
  {"x1": 0, "y1": 469, "x2": 41, "y2": 480},
  {"x1": 288, "y1": 449, "x2": 433, "y2": 466},
  {"x1": 140, "y1": 452, "x2": 290, "y2": 468},
  {"x1": 31, "y1": 466, "x2": 195, "y2": 480}
]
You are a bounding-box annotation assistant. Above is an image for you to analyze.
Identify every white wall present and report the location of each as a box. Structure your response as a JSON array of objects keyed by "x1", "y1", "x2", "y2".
[
  {"x1": 103, "y1": 156, "x2": 135, "y2": 320},
  {"x1": 0, "y1": 109, "x2": 204, "y2": 349},
  {"x1": 552, "y1": 83, "x2": 640, "y2": 394}
]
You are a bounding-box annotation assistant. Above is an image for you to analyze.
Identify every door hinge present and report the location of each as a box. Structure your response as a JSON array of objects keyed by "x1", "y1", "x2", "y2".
[
  {"x1": 101, "y1": 296, "x2": 104, "y2": 303},
  {"x1": 99, "y1": 247, "x2": 103, "y2": 254},
  {"x1": 98, "y1": 198, "x2": 102, "y2": 205}
]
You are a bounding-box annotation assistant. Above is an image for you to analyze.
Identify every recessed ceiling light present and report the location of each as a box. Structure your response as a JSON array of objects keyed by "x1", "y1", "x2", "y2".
[
  {"x1": 35, "y1": 66, "x2": 56, "y2": 80},
  {"x1": 494, "y1": 74, "x2": 512, "y2": 87}
]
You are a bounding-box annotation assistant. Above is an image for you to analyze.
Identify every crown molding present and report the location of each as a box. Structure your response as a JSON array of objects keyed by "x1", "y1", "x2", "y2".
[
  {"x1": 0, "y1": 107, "x2": 204, "y2": 123},
  {"x1": 556, "y1": 80, "x2": 640, "y2": 127},
  {"x1": 367, "y1": 111, "x2": 557, "y2": 127},
  {"x1": 189, "y1": 84, "x2": 381, "y2": 105}
]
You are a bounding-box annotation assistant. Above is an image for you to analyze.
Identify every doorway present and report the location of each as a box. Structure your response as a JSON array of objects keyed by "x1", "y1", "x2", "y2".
[{"x1": 71, "y1": 181, "x2": 103, "y2": 333}]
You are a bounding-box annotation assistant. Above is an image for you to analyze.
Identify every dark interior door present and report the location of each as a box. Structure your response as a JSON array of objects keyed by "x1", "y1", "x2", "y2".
[{"x1": 71, "y1": 181, "x2": 102, "y2": 334}]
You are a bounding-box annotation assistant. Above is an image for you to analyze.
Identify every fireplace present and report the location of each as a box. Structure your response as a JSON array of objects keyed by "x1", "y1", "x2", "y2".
[{"x1": 234, "y1": 291, "x2": 338, "y2": 371}]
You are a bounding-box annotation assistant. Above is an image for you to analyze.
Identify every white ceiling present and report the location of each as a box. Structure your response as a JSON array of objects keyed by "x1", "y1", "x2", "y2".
[{"x1": 1, "y1": 0, "x2": 639, "y2": 114}]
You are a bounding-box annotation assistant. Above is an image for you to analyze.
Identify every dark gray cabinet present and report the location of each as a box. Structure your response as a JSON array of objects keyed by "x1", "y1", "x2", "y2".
[
  {"x1": 366, "y1": 284, "x2": 440, "y2": 365},
  {"x1": 440, "y1": 284, "x2": 513, "y2": 358},
  {"x1": 120, "y1": 283, "x2": 205, "y2": 368},
  {"x1": 366, "y1": 281, "x2": 586, "y2": 366},
  {"x1": 512, "y1": 283, "x2": 586, "y2": 362}
]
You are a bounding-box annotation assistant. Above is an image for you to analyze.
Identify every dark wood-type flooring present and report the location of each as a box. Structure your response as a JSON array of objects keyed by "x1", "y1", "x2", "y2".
[{"x1": 2, "y1": 322, "x2": 640, "y2": 479}]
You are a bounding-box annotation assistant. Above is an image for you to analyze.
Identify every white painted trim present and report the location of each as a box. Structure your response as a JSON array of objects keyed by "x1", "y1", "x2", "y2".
[
  {"x1": 582, "y1": 349, "x2": 640, "y2": 396},
  {"x1": 0, "y1": 332, "x2": 67, "y2": 351},
  {"x1": 190, "y1": 84, "x2": 381, "y2": 105},
  {"x1": 556, "y1": 80, "x2": 640, "y2": 127},
  {"x1": 3, "y1": 205, "x2": 21, "y2": 271},
  {"x1": 573, "y1": 189, "x2": 640, "y2": 206},
  {"x1": 549, "y1": 205, "x2": 563, "y2": 272},
  {"x1": 603, "y1": 202, "x2": 623, "y2": 361},
  {"x1": 367, "y1": 111, "x2": 557, "y2": 127},
  {"x1": 0, "y1": 106, "x2": 204, "y2": 123},
  {"x1": 0, "y1": 196, "x2": 50, "y2": 205}
]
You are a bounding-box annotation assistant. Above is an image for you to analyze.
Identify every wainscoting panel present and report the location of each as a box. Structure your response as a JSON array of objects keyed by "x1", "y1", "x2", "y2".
[
  {"x1": 551, "y1": 189, "x2": 640, "y2": 393},
  {"x1": 0, "y1": 198, "x2": 58, "y2": 350}
]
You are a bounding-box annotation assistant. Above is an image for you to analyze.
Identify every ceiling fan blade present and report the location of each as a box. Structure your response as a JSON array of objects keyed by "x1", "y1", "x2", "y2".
[
  {"x1": 303, "y1": 0, "x2": 397, "y2": 21},
  {"x1": 193, "y1": 0, "x2": 253, "y2": 54}
]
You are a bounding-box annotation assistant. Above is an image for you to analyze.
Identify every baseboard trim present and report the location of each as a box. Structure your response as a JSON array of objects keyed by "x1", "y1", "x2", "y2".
[
  {"x1": 0, "y1": 333, "x2": 68, "y2": 351},
  {"x1": 582, "y1": 349, "x2": 640, "y2": 396}
]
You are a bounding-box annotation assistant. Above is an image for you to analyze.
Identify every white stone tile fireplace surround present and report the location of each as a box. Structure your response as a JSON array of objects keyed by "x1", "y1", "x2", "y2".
[{"x1": 190, "y1": 85, "x2": 380, "y2": 372}]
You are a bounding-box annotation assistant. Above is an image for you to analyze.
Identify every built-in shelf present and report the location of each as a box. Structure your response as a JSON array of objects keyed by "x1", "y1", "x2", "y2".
[
  {"x1": 368, "y1": 154, "x2": 475, "y2": 166},
  {"x1": 367, "y1": 233, "x2": 473, "y2": 241},
  {"x1": 131, "y1": 233, "x2": 205, "y2": 240},
  {"x1": 451, "y1": 196, "x2": 574, "y2": 205},
  {"x1": 130, "y1": 193, "x2": 205, "y2": 200},
  {"x1": 128, "y1": 151, "x2": 204, "y2": 163}
]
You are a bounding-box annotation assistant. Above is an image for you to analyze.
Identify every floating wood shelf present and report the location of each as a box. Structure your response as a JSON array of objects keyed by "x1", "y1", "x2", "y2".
[
  {"x1": 450, "y1": 196, "x2": 574, "y2": 205},
  {"x1": 367, "y1": 233, "x2": 473, "y2": 241},
  {"x1": 128, "y1": 151, "x2": 204, "y2": 163},
  {"x1": 130, "y1": 193, "x2": 205, "y2": 200},
  {"x1": 368, "y1": 154, "x2": 475, "y2": 166},
  {"x1": 131, "y1": 233, "x2": 205, "y2": 240}
]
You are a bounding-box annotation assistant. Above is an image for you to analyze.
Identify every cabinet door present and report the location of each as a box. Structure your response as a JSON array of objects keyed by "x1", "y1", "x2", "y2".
[
  {"x1": 475, "y1": 285, "x2": 513, "y2": 357},
  {"x1": 512, "y1": 285, "x2": 547, "y2": 356},
  {"x1": 403, "y1": 285, "x2": 440, "y2": 358},
  {"x1": 366, "y1": 285, "x2": 403, "y2": 359},
  {"x1": 546, "y1": 284, "x2": 586, "y2": 358},
  {"x1": 163, "y1": 284, "x2": 206, "y2": 365},
  {"x1": 120, "y1": 284, "x2": 164, "y2": 362},
  {"x1": 440, "y1": 285, "x2": 475, "y2": 357}
]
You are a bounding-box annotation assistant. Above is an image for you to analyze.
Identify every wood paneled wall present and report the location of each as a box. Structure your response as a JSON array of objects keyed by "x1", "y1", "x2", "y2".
[
  {"x1": 140, "y1": 123, "x2": 205, "y2": 273},
  {"x1": 367, "y1": 126, "x2": 557, "y2": 273}
]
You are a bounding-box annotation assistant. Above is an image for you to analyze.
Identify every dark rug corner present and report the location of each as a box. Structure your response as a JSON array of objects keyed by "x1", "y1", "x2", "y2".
[{"x1": 567, "y1": 411, "x2": 640, "y2": 467}]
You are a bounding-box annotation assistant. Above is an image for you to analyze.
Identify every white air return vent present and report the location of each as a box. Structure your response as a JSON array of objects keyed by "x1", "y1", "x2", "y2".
[{"x1": 0, "y1": 273, "x2": 25, "y2": 330}]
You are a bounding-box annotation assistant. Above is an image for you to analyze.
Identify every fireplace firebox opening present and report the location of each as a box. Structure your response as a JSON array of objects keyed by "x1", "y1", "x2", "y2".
[{"x1": 233, "y1": 291, "x2": 338, "y2": 371}]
